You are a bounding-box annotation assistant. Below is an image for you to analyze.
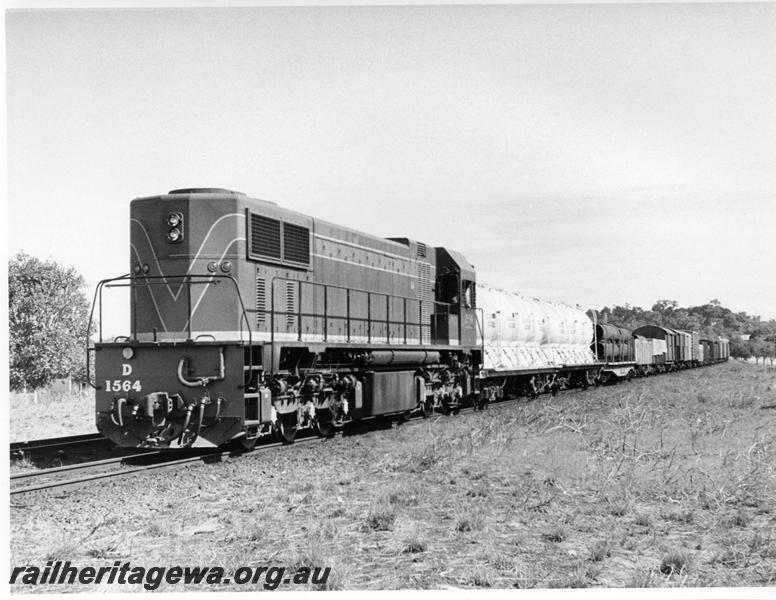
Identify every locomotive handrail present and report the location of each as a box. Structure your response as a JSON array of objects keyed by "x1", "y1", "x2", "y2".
[
  {"x1": 86, "y1": 273, "x2": 254, "y2": 389},
  {"x1": 86, "y1": 273, "x2": 130, "y2": 389},
  {"x1": 475, "y1": 307, "x2": 486, "y2": 360},
  {"x1": 267, "y1": 275, "x2": 448, "y2": 375}
]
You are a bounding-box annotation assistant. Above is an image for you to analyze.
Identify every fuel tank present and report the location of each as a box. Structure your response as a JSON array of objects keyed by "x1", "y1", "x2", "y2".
[{"x1": 477, "y1": 283, "x2": 595, "y2": 371}]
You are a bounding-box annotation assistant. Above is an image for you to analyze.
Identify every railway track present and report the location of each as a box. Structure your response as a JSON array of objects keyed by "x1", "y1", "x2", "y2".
[
  {"x1": 9, "y1": 435, "x2": 324, "y2": 497},
  {"x1": 9, "y1": 432, "x2": 145, "y2": 471},
  {"x1": 10, "y1": 432, "x2": 107, "y2": 456}
]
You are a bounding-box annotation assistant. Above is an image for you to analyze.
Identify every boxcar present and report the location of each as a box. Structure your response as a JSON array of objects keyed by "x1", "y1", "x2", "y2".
[{"x1": 632, "y1": 325, "x2": 677, "y2": 368}]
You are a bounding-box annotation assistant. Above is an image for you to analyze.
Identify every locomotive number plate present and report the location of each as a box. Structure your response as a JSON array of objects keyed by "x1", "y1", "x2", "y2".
[{"x1": 104, "y1": 379, "x2": 143, "y2": 393}]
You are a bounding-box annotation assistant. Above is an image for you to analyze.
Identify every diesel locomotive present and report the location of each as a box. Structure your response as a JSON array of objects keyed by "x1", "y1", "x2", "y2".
[
  {"x1": 88, "y1": 188, "x2": 728, "y2": 449},
  {"x1": 90, "y1": 188, "x2": 484, "y2": 448}
]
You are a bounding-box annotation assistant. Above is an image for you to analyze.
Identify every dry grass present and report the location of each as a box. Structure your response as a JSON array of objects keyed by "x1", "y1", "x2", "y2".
[
  {"x1": 9, "y1": 361, "x2": 776, "y2": 590},
  {"x1": 10, "y1": 389, "x2": 96, "y2": 442}
]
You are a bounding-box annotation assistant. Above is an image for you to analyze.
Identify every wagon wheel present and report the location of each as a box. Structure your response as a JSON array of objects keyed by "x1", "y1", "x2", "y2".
[
  {"x1": 529, "y1": 377, "x2": 539, "y2": 399},
  {"x1": 451, "y1": 400, "x2": 461, "y2": 415},
  {"x1": 586, "y1": 370, "x2": 598, "y2": 387},
  {"x1": 274, "y1": 412, "x2": 298, "y2": 444},
  {"x1": 313, "y1": 408, "x2": 335, "y2": 438}
]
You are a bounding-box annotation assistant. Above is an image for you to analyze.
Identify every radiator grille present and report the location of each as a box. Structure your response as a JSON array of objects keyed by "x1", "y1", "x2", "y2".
[
  {"x1": 417, "y1": 261, "x2": 433, "y2": 344},
  {"x1": 250, "y1": 214, "x2": 281, "y2": 259},
  {"x1": 255, "y1": 276, "x2": 266, "y2": 325},
  {"x1": 283, "y1": 222, "x2": 310, "y2": 265},
  {"x1": 286, "y1": 282, "x2": 296, "y2": 329}
]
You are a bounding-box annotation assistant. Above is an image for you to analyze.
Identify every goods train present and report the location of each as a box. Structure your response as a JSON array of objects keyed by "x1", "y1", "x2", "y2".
[{"x1": 87, "y1": 189, "x2": 729, "y2": 449}]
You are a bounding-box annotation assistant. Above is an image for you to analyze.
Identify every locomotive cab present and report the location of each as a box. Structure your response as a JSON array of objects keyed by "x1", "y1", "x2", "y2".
[{"x1": 431, "y1": 247, "x2": 478, "y2": 347}]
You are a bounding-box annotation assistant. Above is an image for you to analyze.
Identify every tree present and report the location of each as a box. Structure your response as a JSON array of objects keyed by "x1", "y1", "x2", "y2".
[
  {"x1": 9, "y1": 253, "x2": 93, "y2": 391},
  {"x1": 652, "y1": 299, "x2": 678, "y2": 314},
  {"x1": 729, "y1": 338, "x2": 752, "y2": 361},
  {"x1": 749, "y1": 338, "x2": 769, "y2": 365},
  {"x1": 765, "y1": 341, "x2": 776, "y2": 367}
]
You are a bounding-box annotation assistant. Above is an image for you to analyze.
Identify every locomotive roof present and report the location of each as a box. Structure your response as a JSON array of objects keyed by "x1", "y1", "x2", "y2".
[{"x1": 136, "y1": 189, "x2": 428, "y2": 254}]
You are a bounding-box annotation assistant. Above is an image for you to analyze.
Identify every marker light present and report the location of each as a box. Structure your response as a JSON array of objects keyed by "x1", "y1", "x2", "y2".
[
  {"x1": 207, "y1": 261, "x2": 218, "y2": 273},
  {"x1": 166, "y1": 228, "x2": 182, "y2": 243},
  {"x1": 220, "y1": 261, "x2": 232, "y2": 273},
  {"x1": 133, "y1": 265, "x2": 141, "y2": 275},
  {"x1": 122, "y1": 347, "x2": 134, "y2": 360},
  {"x1": 166, "y1": 212, "x2": 182, "y2": 227}
]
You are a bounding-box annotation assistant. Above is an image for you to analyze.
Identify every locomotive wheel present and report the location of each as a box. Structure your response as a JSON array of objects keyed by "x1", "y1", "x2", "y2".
[
  {"x1": 398, "y1": 410, "x2": 412, "y2": 423},
  {"x1": 440, "y1": 397, "x2": 451, "y2": 416},
  {"x1": 420, "y1": 398, "x2": 433, "y2": 418},
  {"x1": 274, "y1": 413, "x2": 298, "y2": 444},
  {"x1": 313, "y1": 408, "x2": 335, "y2": 438}
]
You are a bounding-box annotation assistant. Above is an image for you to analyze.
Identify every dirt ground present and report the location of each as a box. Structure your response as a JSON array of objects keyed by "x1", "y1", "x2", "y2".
[{"x1": 9, "y1": 361, "x2": 776, "y2": 591}]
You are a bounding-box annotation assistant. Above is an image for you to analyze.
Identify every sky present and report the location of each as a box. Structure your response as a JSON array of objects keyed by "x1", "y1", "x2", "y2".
[{"x1": 5, "y1": 2, "x2": 776, "y2": 338}]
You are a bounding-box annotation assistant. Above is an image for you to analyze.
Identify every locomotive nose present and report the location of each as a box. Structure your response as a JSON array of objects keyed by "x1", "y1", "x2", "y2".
[{"x1": 95, "y1": 343, "x2": 244, "y2": 449}]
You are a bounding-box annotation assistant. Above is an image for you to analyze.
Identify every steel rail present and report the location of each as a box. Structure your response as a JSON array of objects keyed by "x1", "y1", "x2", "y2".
[
  {"x1": 11, "y1": 450, "x2": 162, "y2": 481},
  {"x1": 10, "y1": 433, "x2": 106, "y2": 454}
]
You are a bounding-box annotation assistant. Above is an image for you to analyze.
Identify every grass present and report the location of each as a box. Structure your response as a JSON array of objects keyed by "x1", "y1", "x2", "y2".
[
  {"x1": 660, "y1": 550, "x2": 690, "y2": 575},
  {"x1": 365, "y1": 506, "x2": 396, "y2": 531},
  {"x1": 10, "y1": 389, "x2": 96, "y2": 442},
  {"x1": 589, "y1": 539, "x2": 613, "y2": 562},
  {"x1": 9, "y1": 361, "x2": 776, "y2": 590}
]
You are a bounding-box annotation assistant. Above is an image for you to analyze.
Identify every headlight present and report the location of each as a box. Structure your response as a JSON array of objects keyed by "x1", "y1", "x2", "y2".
[
  {"x1": 122, "y1": 347, "x2": 134, "y2": 360},
  {"x1": 220, "y1": 261, "x2": 232, "y2": 273},
  {"x1": 165, "y1": 212, "x2": 184, "y2": 243}
]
